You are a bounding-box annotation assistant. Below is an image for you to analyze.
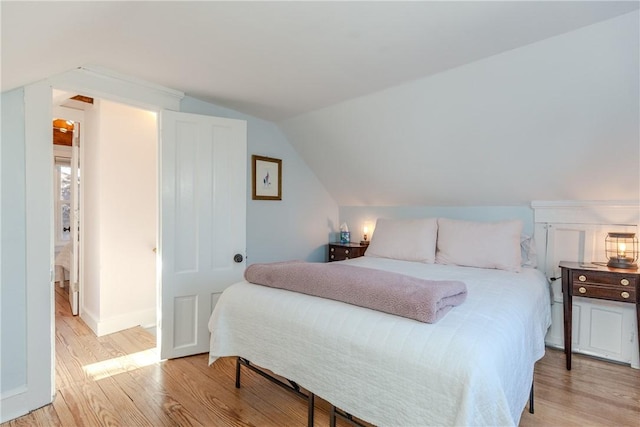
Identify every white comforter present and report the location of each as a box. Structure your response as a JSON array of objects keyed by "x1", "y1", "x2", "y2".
[{"x1": 208, "y1": 257, "x2": 551, "y2": 427}]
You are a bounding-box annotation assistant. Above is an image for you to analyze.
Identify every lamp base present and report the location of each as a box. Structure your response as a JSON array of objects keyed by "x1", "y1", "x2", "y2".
[
  {"x1": 359, "y1": 240, "x2": 370, "y2": 246},
  {"x1": 607, "y1": 259, "x2": 638, "y2": 270}
]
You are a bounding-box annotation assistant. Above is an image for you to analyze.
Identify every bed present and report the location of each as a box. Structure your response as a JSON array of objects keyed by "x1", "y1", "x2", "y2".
[
  {"x1": 55, "y1": 242, "x2": 72, "y2": 285},
  {"x1": 208, "y1": 218, "x2": 552, "y2": 426}
]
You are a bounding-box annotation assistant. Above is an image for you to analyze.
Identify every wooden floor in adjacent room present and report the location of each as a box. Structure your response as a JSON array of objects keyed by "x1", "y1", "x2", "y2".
[{"x1": 3, "y1": 285, "x2": 639, "y2": 426}]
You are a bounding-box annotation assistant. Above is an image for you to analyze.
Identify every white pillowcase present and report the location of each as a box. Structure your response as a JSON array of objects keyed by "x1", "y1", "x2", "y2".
[
  {"x1": 436, "y1": 218, "x2": 523, "y2": 272},
  {"x1": 365, "y1": 218, "x2": 438, "y2": 263}
]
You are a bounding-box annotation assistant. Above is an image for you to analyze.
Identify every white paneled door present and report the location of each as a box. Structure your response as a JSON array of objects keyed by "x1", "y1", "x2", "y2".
[
  {"x1": 69, "y1": 143, "x2": 79, "y2": 315},
  {"x1": 160, "y1": 110, "x2": 247, "y2": 360}
]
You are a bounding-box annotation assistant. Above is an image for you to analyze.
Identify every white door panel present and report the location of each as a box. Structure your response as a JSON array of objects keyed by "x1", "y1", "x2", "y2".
[{"x1": 160, "y1": 110, "x2": 246, "y2": 360}]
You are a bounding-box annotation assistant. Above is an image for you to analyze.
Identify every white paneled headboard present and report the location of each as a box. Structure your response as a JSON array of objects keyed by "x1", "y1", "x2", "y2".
[
  {"x1": 532, "y1": 200, "x2": 640, "y2": 368},
  {"x1": 532, "y1": 200, "x2": 640, "y2": 281}
]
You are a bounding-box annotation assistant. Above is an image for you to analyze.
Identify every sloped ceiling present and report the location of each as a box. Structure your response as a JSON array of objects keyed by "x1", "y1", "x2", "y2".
[
  {"x1": 1, "y1": 1, "x2": 637, "y2": 121},
  {"x1": 280, "y1": 10, "x2": 640, "y2": 206},
  {"x1": 2, "y1": 1, "x2": 638, "y2": 207}
]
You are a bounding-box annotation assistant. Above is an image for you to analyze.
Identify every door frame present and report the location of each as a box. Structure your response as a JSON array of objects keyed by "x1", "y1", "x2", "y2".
[{"x1": 3, "y1": 67, "x2": 185, "y2": 422}]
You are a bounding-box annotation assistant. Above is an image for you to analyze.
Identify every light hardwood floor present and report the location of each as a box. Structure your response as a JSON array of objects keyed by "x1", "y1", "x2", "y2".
[{"x1": 3, "y1": 285, "x2": 639, "y2": 426}]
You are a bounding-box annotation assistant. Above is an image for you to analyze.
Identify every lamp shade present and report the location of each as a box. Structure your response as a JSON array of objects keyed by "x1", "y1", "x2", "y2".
[{"x1": 605, "y1": 232, "x2": 638, "y2": 269}]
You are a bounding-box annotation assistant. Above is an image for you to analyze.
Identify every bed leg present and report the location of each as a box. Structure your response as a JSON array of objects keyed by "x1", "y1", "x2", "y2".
[
  {"x1": 235, "y1": 357, "x2": 241, "y2": 388},
  {"x1": 529, "y1": 382, "x2": 534, "y2": 414},
  {"x1": 307, "y1": 392, "x2": 315, "y2": 427},
  {"x1": 330, "y1": 405, "x2": 336, "y2": 427}
]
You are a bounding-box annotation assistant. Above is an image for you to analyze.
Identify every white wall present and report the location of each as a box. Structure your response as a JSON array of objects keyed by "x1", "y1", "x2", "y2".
[
  {"x1": 280, "y1": 11, "x2": 640, "y2": 207},
  {"x1": 1, "y1": 88, "x2": 28, "y2": 397},
  {"x1": 82, "y1": 99, "x2": 157, "y2": 335},
  {"x1": 180, "y1": 96, "x2": 339, "y2": 263}
]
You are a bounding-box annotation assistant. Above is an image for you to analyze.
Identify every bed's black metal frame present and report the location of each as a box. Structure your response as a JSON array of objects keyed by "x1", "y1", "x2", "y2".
[
  {"x1": 236, "y1": 357, "x2": 315, "y2": 426},
  {"x1": 235, "y1": 356, "x2": 535, "y2": 426}
]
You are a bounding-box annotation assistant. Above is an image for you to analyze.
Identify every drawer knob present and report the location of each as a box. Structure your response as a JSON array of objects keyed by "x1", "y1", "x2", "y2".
[
  {"x1": 621, "y1": 291, "x2": 630, "y2": 299},
  {"x1": 620, "y1": 278, "x2": 630, "y2": 286},
  {"x1": 330, "y1": 248, "x2": 335, "y2": 252},
  {"x1": 578, "y1": 275, "x2": 587, "y2": 282},
  {"x1": 345, "y1": 249, "x2": 349, "y2": 254},
  {"x1": 578, "y1": 287, "x2": 587, "y2": 294},
  {"x1": 330, "y1": 255, "x2": 334, "y2": 259}
]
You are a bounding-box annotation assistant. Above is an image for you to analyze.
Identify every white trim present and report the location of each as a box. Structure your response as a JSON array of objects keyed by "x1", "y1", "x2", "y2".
[
  {"x1": 83, "y1": 65, "x2": 184, "y2": 97},
  {"x1": 24, "y1": 81, "x2": 56, "y2": 415},
  {"x1": 48, "y1": 66, "x2": 184, "y2": 112},
  {"x1": 80, "y1": 307, "x2": 99, "y2": 336},
  {"x1": 532, "y1": 200, "x2": 640, "y2": 225}
]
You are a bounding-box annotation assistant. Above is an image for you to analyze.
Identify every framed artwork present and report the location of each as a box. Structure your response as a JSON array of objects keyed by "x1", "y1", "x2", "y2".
[{"x1": 252, "y1": 155, "x2": 282, "y2": 200}]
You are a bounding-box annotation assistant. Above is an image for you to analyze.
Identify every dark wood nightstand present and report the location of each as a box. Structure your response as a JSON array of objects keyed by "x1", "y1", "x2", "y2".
[
  {"x1": 559, "y1": 261, "x2": 639, "y2": 370},
  {"x1": 328, "y1": 242, "x2": 368, "y2": 262}
]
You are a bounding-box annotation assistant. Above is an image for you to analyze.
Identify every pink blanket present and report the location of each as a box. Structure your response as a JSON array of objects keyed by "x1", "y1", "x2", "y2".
[{"x1": 244, "y1": 261, "x2": 467, "y2": 323}]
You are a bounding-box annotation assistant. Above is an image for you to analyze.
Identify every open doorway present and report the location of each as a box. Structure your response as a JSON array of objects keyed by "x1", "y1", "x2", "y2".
[
  {"x1": 51, "y1": 91, "x2": 159, "y2": 339},
  {"x1": 48, "y1": 92, "x2": 162, "y2": 417},
  {"x1": 3, "y1": 76, "x2": 248, "y2": 420}
]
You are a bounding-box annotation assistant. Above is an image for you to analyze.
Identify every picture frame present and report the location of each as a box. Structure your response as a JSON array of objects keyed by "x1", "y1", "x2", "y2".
[{"x1": 252, "y1": 155, "x2": 282, "y2": 200}]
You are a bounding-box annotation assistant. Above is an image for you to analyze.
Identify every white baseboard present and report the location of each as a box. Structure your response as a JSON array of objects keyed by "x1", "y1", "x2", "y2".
[
  {"x1": 80, "y1": 307, "x2": 100, "y2": 335},
  {"x1": 80, "y1": 306, "x2": 155, "y2": 337},
  {"x1": 98, "y1": 308, "x2": 155, "y2": 337}
]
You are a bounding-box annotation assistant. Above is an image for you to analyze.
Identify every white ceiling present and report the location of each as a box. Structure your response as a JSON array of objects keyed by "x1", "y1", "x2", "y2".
[{"x1": 2, "y1": 1, "x2": 638, "y2": 122}]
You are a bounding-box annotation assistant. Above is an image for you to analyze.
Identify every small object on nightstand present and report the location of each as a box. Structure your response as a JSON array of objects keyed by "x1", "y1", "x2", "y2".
[
  {"x1": 328, "y1": 242, "x2": 368, "y2": 262},
  {"x1": 339, "y1": 223, "x2": 350, "y2": 243},
  {"x1": 360, "y1": 225, "x2": 370, "y2": 245},
  {"x1": 559, "y1": 261, "x2": 639, "y2": 371},
  {"x1": 605, "y1": 232, "x2": 638, "y2": 270}
]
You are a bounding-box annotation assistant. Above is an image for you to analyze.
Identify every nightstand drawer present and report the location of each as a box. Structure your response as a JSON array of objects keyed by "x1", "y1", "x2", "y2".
[
  {"x1": 571, "y1": 270, "x2": 638, "y2": 288},
  {"x1": 328, "y1": 243, "x2": 367, "y2": 262},
  {"x1": 572, "y1": 283, "x2": 637, "y2": 302}
]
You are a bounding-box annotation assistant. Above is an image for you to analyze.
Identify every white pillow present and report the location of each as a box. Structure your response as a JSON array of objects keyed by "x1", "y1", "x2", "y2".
[
  {"x1": 364, "y1": 218, "x2": 438, "y2": 263},
  {"x1": 436, "y1": 218, "x2": 523, "y2": 272}
]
